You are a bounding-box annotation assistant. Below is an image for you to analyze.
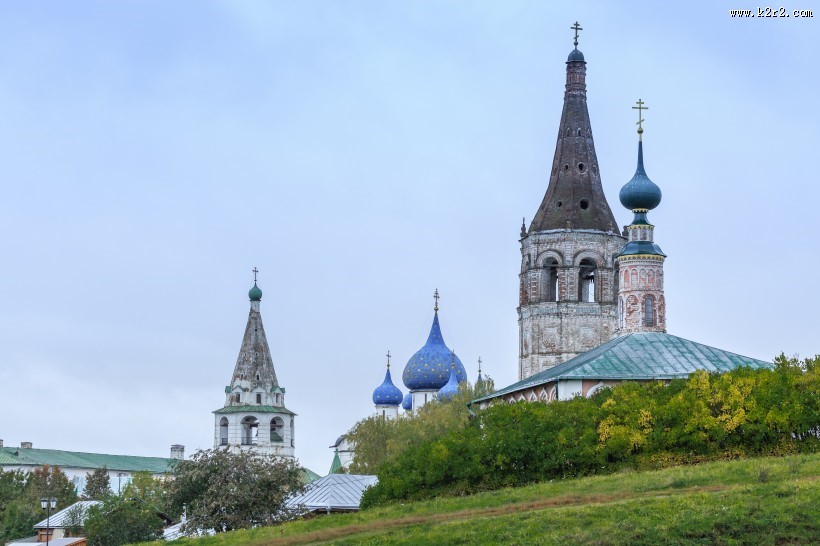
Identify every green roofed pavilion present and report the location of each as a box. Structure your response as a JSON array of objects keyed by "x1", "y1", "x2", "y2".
[{"x1": 472, "y1": 332, "x2": 773, "y2": 407}]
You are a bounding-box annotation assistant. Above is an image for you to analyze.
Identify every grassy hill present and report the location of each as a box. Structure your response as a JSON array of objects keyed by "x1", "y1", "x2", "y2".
[{"x1": 145, "y1": 453, "x2": 819, "y2": 545}]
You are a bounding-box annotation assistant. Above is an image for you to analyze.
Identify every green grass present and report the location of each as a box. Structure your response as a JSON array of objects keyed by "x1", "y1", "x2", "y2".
[{"x1": 141, "y1": 453, "x2": 820, "y2": 545}]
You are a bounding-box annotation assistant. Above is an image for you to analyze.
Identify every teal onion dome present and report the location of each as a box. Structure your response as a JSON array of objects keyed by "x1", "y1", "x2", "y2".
[
  {"x1": 248, "y1": 282, "x2": 263, "y2": 302},
  {"x1": 437, "y1": 365, "x2": 460, "y2": 401},
  {"x1": 403, "y1": 312, "x2": 467, "y2": 390},
  {"x1": 402, "y1": 392, "x2": 412, "y2": 411},
  {"x1": 567, "y1": 48, "x2": 585, "y2": 62},
  {"x1": 619, "y1": 142, "x2": 662, "y2": 211},
  {"x1": 372, "y1": 367, "x2": 403, "y2": 406}
]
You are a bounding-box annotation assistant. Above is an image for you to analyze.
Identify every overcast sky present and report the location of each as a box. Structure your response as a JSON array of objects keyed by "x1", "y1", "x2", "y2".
[{"x1": 0, "y1": 2, "x2": 817, "y2": 475}]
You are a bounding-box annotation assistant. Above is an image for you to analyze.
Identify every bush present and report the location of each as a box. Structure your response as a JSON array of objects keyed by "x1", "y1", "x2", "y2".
[{"x1": 361, "y1": 356, "x2": 820, "y2": 507}]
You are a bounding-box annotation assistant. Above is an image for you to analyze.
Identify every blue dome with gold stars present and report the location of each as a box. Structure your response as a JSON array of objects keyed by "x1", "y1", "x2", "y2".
[
  {"x1": 437, "y1": 365, "x2": 461, "y2": 401},
  {"x1": 372, "y1": 367, "x2": 403, "y2": 406},
  {"x1": 402, "y1": 392, "x2": 412, "y2": 411},
  {"x1": 403, "y1": 311, "x2": 467, "y2": 390}
]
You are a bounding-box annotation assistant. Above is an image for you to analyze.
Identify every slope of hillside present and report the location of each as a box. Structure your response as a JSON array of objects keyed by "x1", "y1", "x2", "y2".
[{"x1": 146, "y1": 453, "x2": 819, "y2": 545}]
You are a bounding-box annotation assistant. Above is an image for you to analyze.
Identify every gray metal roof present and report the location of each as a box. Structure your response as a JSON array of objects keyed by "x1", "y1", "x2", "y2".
[
  {"x1": 473, "y1": 332, "x2": 773, "y2": 404},
  {"x1": 287, "y1": 474, "x2": 378, "y2": 513},
  {"x1": 33, "y1": 500, "x2": 101, "y2": 529},
  {"x1": 7, "y1": 539, "x2": 86, "y2": 546}
]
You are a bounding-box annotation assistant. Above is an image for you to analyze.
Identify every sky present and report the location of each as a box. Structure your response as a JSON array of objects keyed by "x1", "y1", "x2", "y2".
[{"x1": 0, "y1": 1, "x2": 817, "y2": 475}]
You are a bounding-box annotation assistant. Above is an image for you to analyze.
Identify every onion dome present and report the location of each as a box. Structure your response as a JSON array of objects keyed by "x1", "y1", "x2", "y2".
[
  {"x1": 248, "y1": 282, "x2": 263, "y2": 302},
  {"x1": 402, "y1": 292, "x2": 467, "y2": 390},
  {"x1": 372, "y1": 364, "x2": 403, "y2": 406},
  {"x1": 437, "y1": 364, "x2": 460, "y2": 401},
  {"x1": 401, "y1": 392, "x2": 412, "y2": 411},
  {"x1": 619, "y1": 142, "x2": 662, "y2": 211},
  {"x1": 567, "y1": 48, "x2": 585, "y2": 62}
]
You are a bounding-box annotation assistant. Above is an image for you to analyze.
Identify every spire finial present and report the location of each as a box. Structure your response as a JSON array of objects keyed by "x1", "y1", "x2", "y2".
[
  {"x1": 433, "y1": 288, "x2": 440, "y2": 312},
  {"x1": 478, "y1": 356, "x2": 482, "y2": 374},
  {"x1": 520, "y1": 217, "x2": 527, "y2": 239},
  {"x1": 252, "y1": 267, "x2": 259, "y2": 283},
  {"x1": 632, "y1": 99, "x2": 648, "y2": 141},
  {"x1": 571, "y1": 21, "x2": 582, "y2": 49},
  {"x1": 386, "y1": 350, "x2": 391, "y2": 369}
]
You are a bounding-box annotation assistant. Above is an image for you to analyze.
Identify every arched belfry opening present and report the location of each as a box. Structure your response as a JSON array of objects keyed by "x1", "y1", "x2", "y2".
[
  {"x1": 219, "y1": 417, "x2": 228, "y2": 446},
  {"x1": 241, "y1": 416, "x2": 259, "y2": 446},
  {"x1": 542, "y1": 258, "x2": 559, "y2": 302},
  {"x1": 578, "y1": 259, "x2": 597, "y2": 302},
  {"x1": 270, "y1": 417, "x2": 284, "y2": 442}
]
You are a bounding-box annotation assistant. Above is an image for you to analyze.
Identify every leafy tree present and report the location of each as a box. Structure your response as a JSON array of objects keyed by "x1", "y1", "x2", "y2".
[
  {"x1": 62, "y1": 502, "x2": 89, "y2": 537},
  {"x1": 168, "y1": 448, "x2": 305, "y2": 534},
  {"x1": 85, "y1": 497, "x2": 164, "y2": 546},
  {"x1": 121, "y1": 471, "x2": 172, "y2": 516},
  {"x1": 25, "y1": 465, "x2": 78, "y2": 510},
  {"x1": 82, "y1": 467, "x2": 112, "y2": 500},
  {"x1": 347, "y1": 379, "x2": 494, "y2": 474},
  {"x1": 0, "y1": 465, "x2": 77, "y2": 542}
]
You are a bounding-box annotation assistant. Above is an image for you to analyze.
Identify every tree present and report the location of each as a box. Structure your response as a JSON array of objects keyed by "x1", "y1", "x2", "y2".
[
  {"x1": 82, "y1": 467, "x2": 112, "y2": 500},
  {"x1": 0, "y1": 465, "x2": 77, "y2": 542},
  {"x1": 121, "y1": 471, "x2": 172, "y2": 516},
  {"x1": 347, "y1": 379, "x2": 494, "y2": 474},
  {"x1": 168, "y1": 448, "x2": 305, "y2": 534},
  {"x1": 84, "y1": 497, "x2": 164, "y2": 546}
]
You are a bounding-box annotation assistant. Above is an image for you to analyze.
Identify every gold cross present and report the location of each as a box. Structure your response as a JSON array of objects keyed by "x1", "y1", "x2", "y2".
[
  {"x1": 571, "y1": 21, "x2": 582, "y2": 48},
  {"x1": 252, "y1": 267, "x2": 258, "y2": 282},
  {"x1": 433, "y1": 288, "x2": 440, "y2": 312},
  {"x1": 632, "y1": 99, "x2": 648, "y2": 139},
  {"x1": 386, "y1": 350, "x2": 391, "y2": 368}
]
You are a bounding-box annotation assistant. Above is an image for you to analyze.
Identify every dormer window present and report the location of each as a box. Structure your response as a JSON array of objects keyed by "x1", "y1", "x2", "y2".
[
  {"x1": 256, "y1": 393, "x2": 262, "y2": 404},
  {"x1": 234, "y1": 392, "x2": 240, "y2": 403}
]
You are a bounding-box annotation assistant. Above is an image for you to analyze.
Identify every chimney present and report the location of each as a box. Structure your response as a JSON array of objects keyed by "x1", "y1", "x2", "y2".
[
  {"x1": 170, "y1": 445, "x2": 185, "y2": 460},
  {"x1": 20, "y1": 441, "x2": 32, "y2": 449}
]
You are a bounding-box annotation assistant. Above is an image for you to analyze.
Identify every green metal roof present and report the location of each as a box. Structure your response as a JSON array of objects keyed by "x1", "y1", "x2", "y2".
[
  {"x1": 300, "y1": 467, "x2": 322, "y2": 485},
  {"x1": 0, "y1": 447, "x2": 177, "y2": 473},
  {"x1": 473, "y1": 332, "x2": 773, "y2": 404},
  {"x1": 329, "y1": 451, "x2": 342, "y2": 475},
  {"x1": 213, "y1": 404, "x2": 296, "y2": 415}
]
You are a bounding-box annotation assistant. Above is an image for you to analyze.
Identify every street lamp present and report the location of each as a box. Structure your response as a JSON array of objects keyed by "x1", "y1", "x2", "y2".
[{"x1": 40, "y1": 497, "x2": 57, "y2": 546}]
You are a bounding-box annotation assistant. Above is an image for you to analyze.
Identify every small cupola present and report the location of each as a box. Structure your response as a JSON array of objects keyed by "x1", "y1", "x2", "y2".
[{"x1": 372, "y1": 352, "x2": 403, "y2": 406}]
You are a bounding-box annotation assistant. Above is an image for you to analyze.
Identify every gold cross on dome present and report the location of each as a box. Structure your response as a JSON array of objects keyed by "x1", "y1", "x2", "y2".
[
  {"x1": 433, "y1": 288, "x2": 440, "y2": 312},
  {"x1": 252, "y1": 267, "x2": 259, "y2": 282},
  {"x1": 386, "y1": 350, "x2": 391, "y2": 368},
  {"x1": 571, "y1": 21, "x2": 582, "y2": 48},
  {"x1": 632, "y1": 99, "x2": 648, "y2": 139}
]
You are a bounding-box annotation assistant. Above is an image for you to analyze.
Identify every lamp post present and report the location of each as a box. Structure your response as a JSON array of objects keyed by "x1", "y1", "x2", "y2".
[{"x1": 40, "y1": 497, "x2": 57, "y2": 546}]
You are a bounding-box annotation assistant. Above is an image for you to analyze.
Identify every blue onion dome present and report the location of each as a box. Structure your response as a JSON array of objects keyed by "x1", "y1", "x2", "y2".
[
  {"x1": 403, "y1": 311, "x2": 468, "y2": 390},
  {"x1": 402, "y1": 392, "x2": 412, "y2": 411},
  {"x1": 248, "y1": 282, "x2": 263, "y2": 302},
  {"x1": 567, "y1": 48, "x2": 585, "y2": 62},
  {"x1": 619, "y1": 142, "x2": 662, "y2": 211},
  {"x1": 372, "y1": 366, "x2": 403, "y2": 406},
  {"x1": 437, "y1": 365, "x2": 460, "y2": 401}
]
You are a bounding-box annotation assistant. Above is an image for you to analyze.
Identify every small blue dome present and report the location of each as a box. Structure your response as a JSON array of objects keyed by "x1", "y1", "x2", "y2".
[
  {"x1": 249, "y1": 282, "x2": 263, "y2": 302},
  {"x1": 402, "y1": 392, "x2": 412, "y2": 411},
  {"x1": 437, "y1": 366, "x2": 460, "y2": 401},
  {"x1": 619, "y1": 142, "x2": 662, "y2": 211},
  {"x1": 403, "y1": 312, "x2": 467, "y2": 391},
  {"x1": 567, "y1": 48, "x2": 585, "y2": 62},
  {"x1": 372, "y1": 367, "x2": 403, "y2": 406}
]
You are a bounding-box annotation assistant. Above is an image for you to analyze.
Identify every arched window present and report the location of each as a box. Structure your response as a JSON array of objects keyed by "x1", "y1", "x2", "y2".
[
  {"x1": 270, "y1": 417, "x2": 284, "y2": 443},
  {"x1": 644, "y1": 296, "x2": 656, "y2": 326},
  {"x1": 256, "y1": 393, "x2": 262, "y2": 404},
  {"x1": 541, "y1": 258, "x2": 559, "y2": 302},
  {"x1": 578, "y1": 259, "x2": 597, "y2": 302},
  {"x1": 618, "y1": 297, "x2": 624, "y2": 328},
  {"x1": 290, "y1": 417, "x2": 295, "y2": 447},
  {"x1": 240, "y1": 416, "x2": 258, "y2": 446},
  {"x1": 219, "y1": 417, "x2": 229, "y2": 446}
]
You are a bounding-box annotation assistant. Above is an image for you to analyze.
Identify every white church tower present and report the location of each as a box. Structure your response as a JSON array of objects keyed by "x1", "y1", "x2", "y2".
[{"x1": 213, "y1": 270, "x2": 295, "y2": 458}]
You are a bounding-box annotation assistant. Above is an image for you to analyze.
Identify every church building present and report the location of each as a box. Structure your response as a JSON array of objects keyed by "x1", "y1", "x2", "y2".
[
  {"x1": 475, "y1": 26, "x2": 771, "y2": 408},
  {"x1": 213, "y1": 274, "x2": 296, "y2": 457}
]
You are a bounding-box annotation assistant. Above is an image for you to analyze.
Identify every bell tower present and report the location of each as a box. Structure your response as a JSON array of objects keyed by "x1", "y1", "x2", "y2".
[
  {"x1": 518, "y1": 24, "x2": 626, "y2": 380},
  {"x1": 616, "y1": 101, "x2": 667, "y2": 334},
  {"x1": 213, "y1": 270, "x2": 295, "y2": 458}
]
